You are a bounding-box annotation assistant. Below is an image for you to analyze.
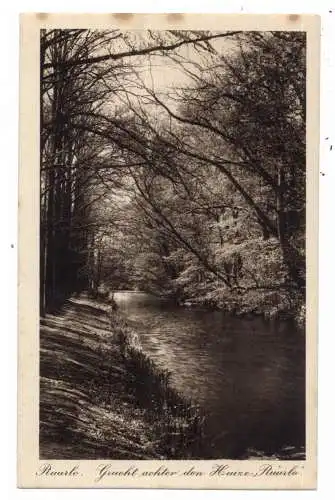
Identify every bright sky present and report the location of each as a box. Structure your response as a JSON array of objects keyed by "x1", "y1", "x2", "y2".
[
  {"x1": 103, "y1": 32, "x2": 240, "y2": 112},
  {"x1": 132, "y1": 35, "x2": 238, "y2": 94}
]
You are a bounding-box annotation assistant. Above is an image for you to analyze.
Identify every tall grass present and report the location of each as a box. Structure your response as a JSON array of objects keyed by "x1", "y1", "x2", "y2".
[{"x1": 115, "y1": 321, "x2": 205, "y2": 458}]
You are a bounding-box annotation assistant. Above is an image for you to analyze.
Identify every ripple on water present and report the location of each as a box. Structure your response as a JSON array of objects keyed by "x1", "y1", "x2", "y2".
[{"x1": 114, "y1": 291, "x2": 305, "y2": 457}]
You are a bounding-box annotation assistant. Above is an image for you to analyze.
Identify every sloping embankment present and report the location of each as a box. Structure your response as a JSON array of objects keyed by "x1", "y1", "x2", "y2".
[{"x1": 40, "y1": 295, "x2": 204, "y2": 459}]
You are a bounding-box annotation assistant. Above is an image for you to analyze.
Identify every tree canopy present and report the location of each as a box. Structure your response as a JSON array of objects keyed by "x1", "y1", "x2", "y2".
[{"x1": 40, "y1": 29, "x2": 306, "y2": 322}]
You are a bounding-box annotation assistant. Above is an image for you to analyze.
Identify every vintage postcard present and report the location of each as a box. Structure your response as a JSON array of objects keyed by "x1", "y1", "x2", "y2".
[{"x1": 18, "y1": 13, "x2": 319, "y2": 489}]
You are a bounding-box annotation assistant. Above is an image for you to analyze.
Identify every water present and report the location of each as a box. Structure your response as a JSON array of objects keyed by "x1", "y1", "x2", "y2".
[{"x1": 114, "y1": 291, "x2": 305, "y2": 458}]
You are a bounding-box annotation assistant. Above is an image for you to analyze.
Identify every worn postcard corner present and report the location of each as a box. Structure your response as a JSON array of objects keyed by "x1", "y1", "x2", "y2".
[{"x1": 18, "y1": 12, "x2": 319, "y2": 490}]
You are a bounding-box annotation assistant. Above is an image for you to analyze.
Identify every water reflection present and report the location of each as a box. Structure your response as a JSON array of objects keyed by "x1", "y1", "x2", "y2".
[{"x1": 114, "y1": 291, "x2": 305, "y2": 458}]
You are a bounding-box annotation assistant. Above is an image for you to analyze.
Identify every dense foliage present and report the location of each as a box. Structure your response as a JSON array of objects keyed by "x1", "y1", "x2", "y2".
[{"x1": 40, "y1": 30, "x2": 306, "y2": 323}]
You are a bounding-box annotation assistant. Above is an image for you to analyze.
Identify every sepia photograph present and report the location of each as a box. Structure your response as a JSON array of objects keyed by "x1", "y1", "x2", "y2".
[
  {"x1": 18, "y1": 13, "x2": 319, "y2": 489},
  {"x1": 39, "y1": 26, "x2": 307, "y2": 461}
]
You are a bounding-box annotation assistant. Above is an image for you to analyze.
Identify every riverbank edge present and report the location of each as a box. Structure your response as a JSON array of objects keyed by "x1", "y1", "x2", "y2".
[
  {"x1": 178, "y1": 297, "x2": 305, "y2": 325},
  {"x1": 39, "y1": 295, "x2": 205, "y2": 459},
  {"x1": 135, "y1": 289, "x2": 306, "y2": 332},
  {"x1": 112, "y1": 283, "x2": 305, "y2": 330},
  {"x1": 106, "y1": 302, "x2": 207, "y2": 458}
]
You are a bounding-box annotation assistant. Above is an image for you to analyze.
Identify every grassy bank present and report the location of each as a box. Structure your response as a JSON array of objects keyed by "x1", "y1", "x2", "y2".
[{"x1": 40, "y1": 295, "x2": 205, "y2": 459}]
